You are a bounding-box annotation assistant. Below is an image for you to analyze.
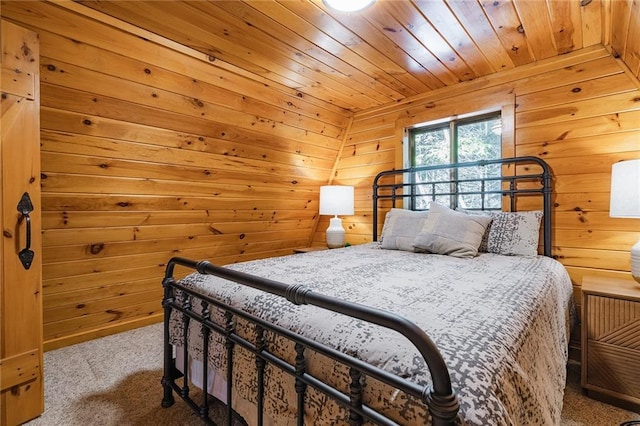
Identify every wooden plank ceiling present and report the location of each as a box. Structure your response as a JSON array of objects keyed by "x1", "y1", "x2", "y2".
[{"x1": 77, "y1": 0, "x2": 640, "y2": 114}]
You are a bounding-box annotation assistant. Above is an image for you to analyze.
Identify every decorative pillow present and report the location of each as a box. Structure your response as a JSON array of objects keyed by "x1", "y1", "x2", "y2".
[
  {"x1": 455, "y1": 208, "x2": 492, "y2": 252},
  {"x1": 485, "y1": 210, "x2": 543, "y2": 257},
  {"x1": 412, "y1": 202, "x2": 492, "y2": 258},
  {"x1": 380, "y1": 208, "x2": 429, "y2": 252}
]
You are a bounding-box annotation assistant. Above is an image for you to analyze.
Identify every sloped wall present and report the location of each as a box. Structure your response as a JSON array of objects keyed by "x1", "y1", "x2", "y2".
[{"x1": 2, "y1": 1, "x2": 349, "y2": 349}]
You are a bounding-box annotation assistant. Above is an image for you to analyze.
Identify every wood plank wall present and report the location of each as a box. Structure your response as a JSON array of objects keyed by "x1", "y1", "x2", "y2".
[
  {"x1": 1, "y1": 0, "x2": 638, "y2": 353},
  {"x1": 319, "y1": 45, "x2": 640, "y2": 355},
  {"x1": 1, "y1": 1, "x2": 350, "y2": 350}
]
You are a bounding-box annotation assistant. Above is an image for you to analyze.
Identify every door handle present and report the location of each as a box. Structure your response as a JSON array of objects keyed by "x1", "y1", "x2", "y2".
[{"x1": 17, "y1": 192, "x2": 35, "y2": 270}]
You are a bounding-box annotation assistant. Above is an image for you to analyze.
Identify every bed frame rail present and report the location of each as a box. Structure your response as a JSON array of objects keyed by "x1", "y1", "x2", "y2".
[
  {"x1": 161, "y1": 257, "x2": 460, "y2": 425},
  {"x1": 372, "y1": 156, "x2": 553, "y2": 256}
]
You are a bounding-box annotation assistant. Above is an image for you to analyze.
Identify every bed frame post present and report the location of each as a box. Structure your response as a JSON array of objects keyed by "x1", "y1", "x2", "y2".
[
  {"x1": 224, "y1": 311, "x2": 235, "y2": 426},
  {"x1": 372, "y1": 180, "x2": 379, "y2": 241},
  {"x1": 180, "y1": 293, "x2": 191, "y2": 399},
  {"x1": 294, "y1": 343, "x2": 307, "y2": 426},
  {"x1": 541, "y1": 161, "x2": 553, "y2": 257},
  {"x1": 161, "y1": 274, "x2": 176, "y2": 408},
  {"x1": 425, "y1": 390, "x2": 460, "y2": 425},
  {"x1": 199, "y1": 301, "x2": 212, "y2": 420},
  {"x1": 255, "y1": 325, "x2": 266, "y2": 425},
  {"x1": 348, "y1": 367, "x2": 363, "y2": 426}
]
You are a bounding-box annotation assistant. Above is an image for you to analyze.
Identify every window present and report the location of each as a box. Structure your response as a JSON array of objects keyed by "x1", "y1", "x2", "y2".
[{"x1": 406, "y1": 112, "x2": 502, "y2": 210}]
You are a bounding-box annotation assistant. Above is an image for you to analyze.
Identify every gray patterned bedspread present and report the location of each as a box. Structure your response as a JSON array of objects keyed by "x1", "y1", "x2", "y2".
[{"x1": 170, "y1": 243, "x2": 575, "y2": 425}]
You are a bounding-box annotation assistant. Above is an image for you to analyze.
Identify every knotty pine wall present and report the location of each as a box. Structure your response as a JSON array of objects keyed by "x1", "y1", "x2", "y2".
[
  {"x1": 2, "y1": 1, "x2": 639, "y2": 353},
  {"x1": 2, "y1": 1, "x2": 350, "y2": 350},
  {"x1": 318, "y1": 45, "x2": 640, "y2": 355}
]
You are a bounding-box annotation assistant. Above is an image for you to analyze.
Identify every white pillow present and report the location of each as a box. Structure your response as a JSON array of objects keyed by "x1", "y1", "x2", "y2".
[
  {"x1": 380, "y1": 208, "x2": 429, "y2": 252},
  {"x1": 412, "y1": 202, "x2": 492, "y2": 258}
]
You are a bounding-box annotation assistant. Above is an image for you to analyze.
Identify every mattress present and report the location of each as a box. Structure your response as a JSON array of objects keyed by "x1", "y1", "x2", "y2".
[{"x1": 169, "y1": 243, "x2": 575, "y2": 425}]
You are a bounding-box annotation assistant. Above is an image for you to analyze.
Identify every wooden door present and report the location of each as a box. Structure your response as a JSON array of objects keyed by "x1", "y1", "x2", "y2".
[{"x1": 0, "y1": 20, "x2": 44, "y2": 425}]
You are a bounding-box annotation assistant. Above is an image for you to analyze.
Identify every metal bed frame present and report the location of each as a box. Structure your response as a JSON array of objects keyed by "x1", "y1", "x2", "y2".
[
  {"x1": 161, "y1": 156, "x2": 553, "y2": 425},
  {"x1": 373, "y1": 156, "x2": 553, "y2": 255}
]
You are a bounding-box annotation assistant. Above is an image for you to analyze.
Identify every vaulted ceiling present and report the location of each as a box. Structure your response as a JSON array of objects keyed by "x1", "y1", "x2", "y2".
[{"x1": 79, "y1": 0, "x2": 639, "y2": 114}]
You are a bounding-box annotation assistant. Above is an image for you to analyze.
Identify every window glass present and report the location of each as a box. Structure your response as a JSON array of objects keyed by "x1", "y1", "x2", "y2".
[{"x1": 408, "y1": 113, "x2": 501, "y2": 210}]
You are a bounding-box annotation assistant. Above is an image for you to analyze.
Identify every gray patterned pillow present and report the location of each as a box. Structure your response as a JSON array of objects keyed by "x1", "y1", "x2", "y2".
[
  {"x1": 412, "y1": 202, "x2": 492, "y2": 258},
  {"x1": 485, "y1": 210, "x2": 543, "y2": 257},
  {"x1": 380, "y1": 208, "x2": 429, "y2": 252}
]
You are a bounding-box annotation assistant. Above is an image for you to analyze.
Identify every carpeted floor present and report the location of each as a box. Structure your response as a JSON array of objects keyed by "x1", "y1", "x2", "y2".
[{"x1": 25, "y1": 322, "x2": 639, "y2": 425}]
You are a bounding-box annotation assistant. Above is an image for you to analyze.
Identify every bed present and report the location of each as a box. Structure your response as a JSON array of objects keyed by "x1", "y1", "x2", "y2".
[{"x1": 160, "y1": 156, "x2": 575, "y2": 425}]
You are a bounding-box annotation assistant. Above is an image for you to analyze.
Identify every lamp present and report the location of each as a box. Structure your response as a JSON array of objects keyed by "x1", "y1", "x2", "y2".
[
  {"x1": 323, "y1": 0, "x2": 375, "y2": 12},
  {"x1": 609, "y1": 159, "x2": 640, "y2": 284},
  {"x1": 319, "y1": 185, "x2": 354, "y2": 248}
]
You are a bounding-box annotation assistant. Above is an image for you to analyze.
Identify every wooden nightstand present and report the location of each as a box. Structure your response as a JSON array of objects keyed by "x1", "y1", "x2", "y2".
[
  {"x1": 581, "y1": 275, "x2": 640, "y2": 411},
  {"x1": 292, "y1": 246, "x2": 328, "y2": 254}
]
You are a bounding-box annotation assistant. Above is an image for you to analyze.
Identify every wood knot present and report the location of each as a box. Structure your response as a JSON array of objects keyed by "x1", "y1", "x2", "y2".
[
  {"x1": 89, "y1": 243, "x2": 104, "y2": 254},
  {"x1": 21, "y1": 42, "x2": 32, "y2": 57},
  {"x1": 106, "y1": 309, "x2": 123, "y2": 320}
]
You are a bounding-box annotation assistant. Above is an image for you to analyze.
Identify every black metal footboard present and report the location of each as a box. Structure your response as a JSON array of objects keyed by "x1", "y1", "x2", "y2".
[{"x1": 161, "y1": 257, "x2": 460, "y2": 426}]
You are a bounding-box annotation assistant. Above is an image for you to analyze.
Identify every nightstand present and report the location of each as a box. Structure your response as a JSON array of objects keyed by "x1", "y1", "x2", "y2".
[
  {"x1": 581, "y1": 275, "x2": 640, "y2": 412},
  {"x1": 293, "y1": 246, "x2": 328, "y2": 254}
]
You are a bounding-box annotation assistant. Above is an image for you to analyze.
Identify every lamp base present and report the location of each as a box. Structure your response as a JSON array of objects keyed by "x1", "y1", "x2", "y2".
[
  {"x1": 326, "y1": 217, "x2": 345, "y2": 249},
  {"x1": 632, "y1": 239, "x2": 640, "y2": 286}
]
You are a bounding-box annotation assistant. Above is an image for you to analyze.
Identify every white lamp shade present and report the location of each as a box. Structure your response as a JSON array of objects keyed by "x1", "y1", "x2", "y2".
[
  {"x1": 610, "y1": 159, "x2": 640, "y2": 218},
  {"x1": 610, "y1": 159, "x2": 640, "y2": 285},
  {"x1": 319, "y1": 186, "x2": 354, "y2": 216}
]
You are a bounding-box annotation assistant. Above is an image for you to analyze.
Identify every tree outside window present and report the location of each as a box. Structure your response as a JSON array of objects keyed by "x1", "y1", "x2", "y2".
[{"x1": 407, "y1": 113, "x2": 502, "y2": 210}]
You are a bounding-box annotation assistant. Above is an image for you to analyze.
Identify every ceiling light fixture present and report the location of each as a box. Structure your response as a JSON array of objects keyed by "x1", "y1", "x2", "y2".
[{"x1": 323, "y1": 0, "x2": 375, "y2": 12}]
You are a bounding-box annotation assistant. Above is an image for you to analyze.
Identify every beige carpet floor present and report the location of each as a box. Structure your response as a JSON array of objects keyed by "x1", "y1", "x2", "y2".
[{"x1": 25, "y1": 322, "x2": 640, "y2": 425}]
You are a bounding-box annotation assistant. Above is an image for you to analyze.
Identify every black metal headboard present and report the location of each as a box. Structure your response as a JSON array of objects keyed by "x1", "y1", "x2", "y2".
[{"x1": 372, "y1": 156, "x2": 553, "y2": 257}]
